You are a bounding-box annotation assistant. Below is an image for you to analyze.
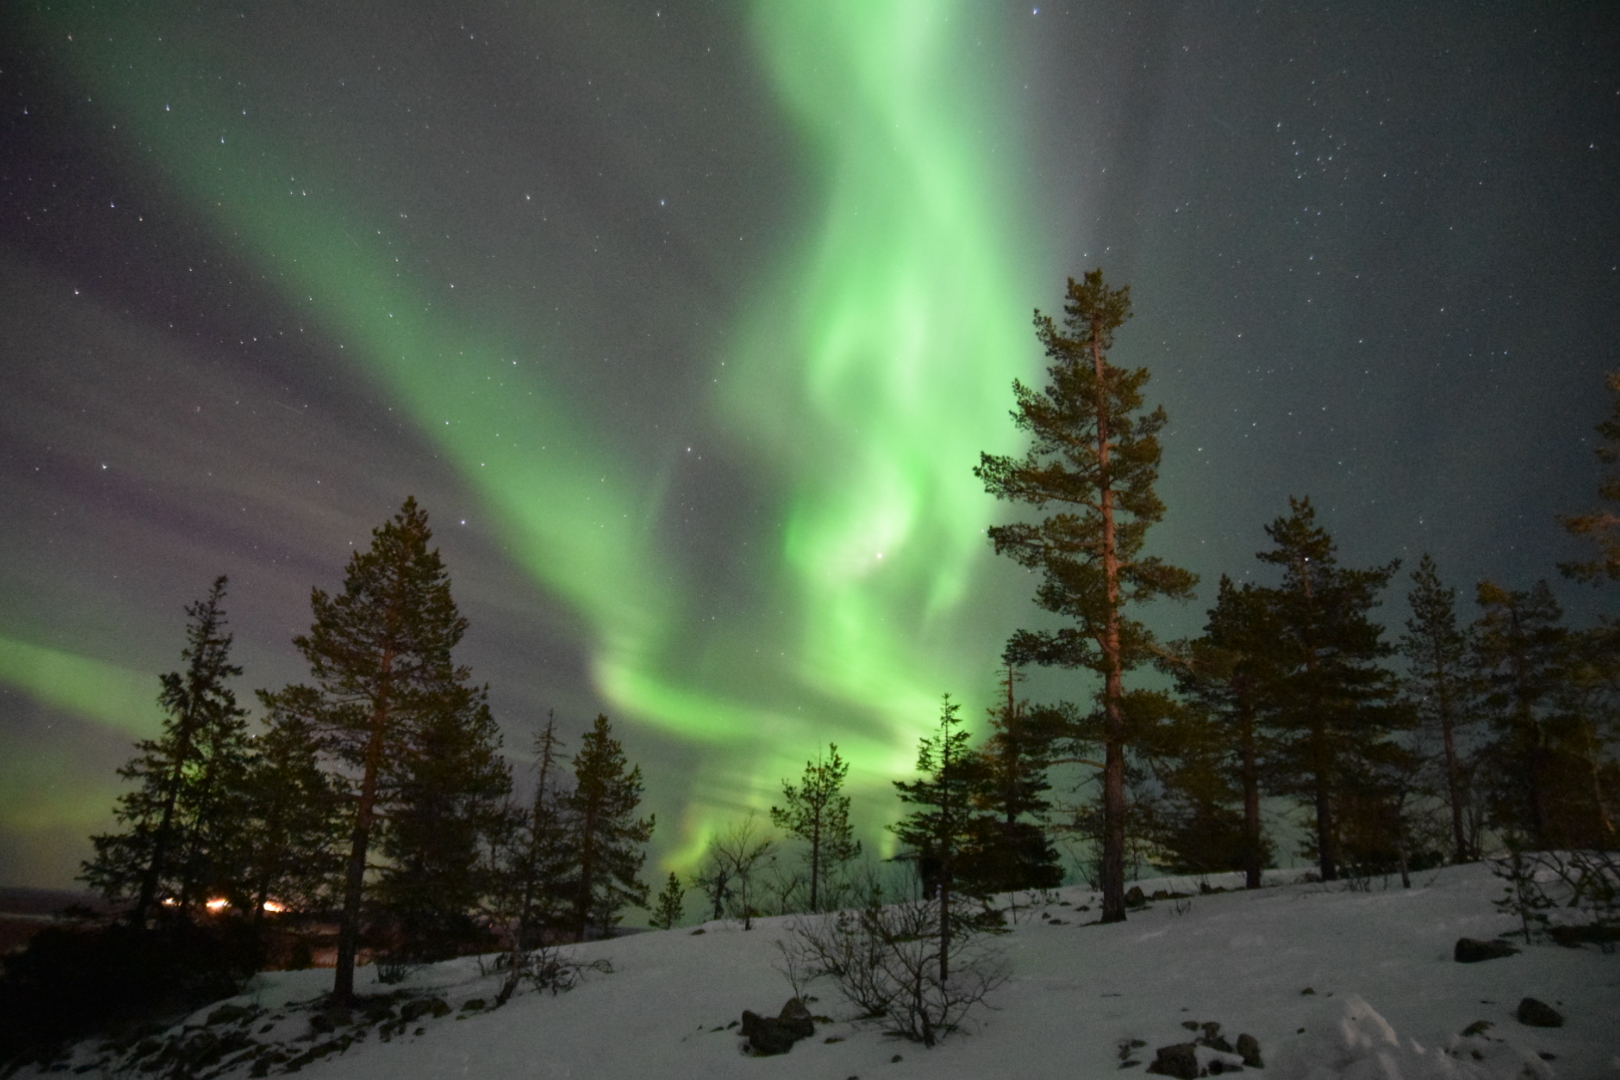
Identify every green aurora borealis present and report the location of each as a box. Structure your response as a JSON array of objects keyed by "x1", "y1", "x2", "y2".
[
  {"x1": 6, "y1": 1, "x2": 1045, "y2": 871},
  {"x1": 3, "y1": 3, "x2": 1617, "y2": 889}
]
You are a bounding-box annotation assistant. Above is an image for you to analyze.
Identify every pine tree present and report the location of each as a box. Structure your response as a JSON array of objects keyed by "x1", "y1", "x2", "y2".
[
  {"x1": 1469, "y1": 580, "x2": 1613, "y2": 848},
  {"x1": 1399, "y1": 554, "x2": 1479, "y2": 862},
  {"x1": 975, "y1": 270, "x2": 1197, "y2": 922},
  {"x1": 891, "y1": 695, "x2": 988, "y2": 981},
  {"x1": 264, "y1": 497, "x2": 488, "y2": 1003},
  {"x1": 650, "y1": 872, "x2": 686, "y2": 930},
  {"x1": 502, "y1": 715, "x2": 575, "y2": 948},
  {"x1": 567, "y1": 715, "x2": 654, "y2": 940},
  {"x1": 1253, "y1": 497, "x2": 1404, "y2": 882},
  {"x1": 962, "y1": 665, "x2": 1063, "y2": 895},
  {"x1": 771, "y1": 743, "x2": 862, "y2": 912},
  {"x1": 1170, "y1": 576, "x2": 1276, "y2": 888},
  {"x1": 374, "y1": 683, "x2": 511, "y2": 962},
  {"x1": 241, "y1": 690, "x2": 344, "y2": 918},
  {"x1": 83, "y1": 577, "x2": 252, "y2": 924}
]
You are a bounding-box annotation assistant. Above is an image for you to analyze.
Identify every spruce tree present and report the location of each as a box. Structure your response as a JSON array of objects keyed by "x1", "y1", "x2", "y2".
[
  {"x1": 567, "y1": 715, "x2": 654, "y2": 940},
  {"x1": 975, "y1": 270, "x2": 1196, "y2": 922},
  {"x1": 242, "y1": 690, "x2": 344, "y2": 918},
  {"x1": 1253, "y1": 497, "x2": 1404, "y2": 882},
  {"x1": 83, "y1": 577, "x2": 252, "y2": 924},
  {"x1": 501, "y1": 715, "x2": 575, "y2": 948},
  {"x1": 1399, "y1": 554, "x2": 1479, "y2": 862},
  {"x1": 1470, "y1": 580, "x2": 1611, "y2": 848},
  {"x1": 650, "y1": 872, "x2": 686, "y2": 930},
  {"x1": 891, "y1": 695, "x2": 987, "y2": 981},
  {"x1": 264, "y1": 497, "x2": 487, "y2": 1003},
  {"x1": 1171, "y1": 576, "x2": 1276, "y2": 888},
  {"x1": 771, "y1": 743, "x2": 862, "y2": 912},
  {"x1": 374, "y1": 684, "x2": 511, "y2": 962},
  {"x1": 963, "y1": 666, "x2": 1063, "y2": 895}
]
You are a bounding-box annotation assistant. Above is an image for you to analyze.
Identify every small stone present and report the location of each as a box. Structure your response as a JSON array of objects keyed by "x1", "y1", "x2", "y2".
[
  {"x1": 1515, "y1": 998, "x2": 1563, "y2": 1028},
  {"x1": 1236, "y1": 1033, "x2": 1262, "y2": 1068},
  {"x1": 1125, "y1": 886, "x2": 1148, "y2": 908},
  {"x1": 1454, "y1": 937, "x2": 1519, "y2": 963}
]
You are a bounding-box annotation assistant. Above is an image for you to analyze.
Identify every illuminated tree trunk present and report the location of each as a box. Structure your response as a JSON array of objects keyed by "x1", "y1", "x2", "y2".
[{"x1": 1090, "y1": 314, "x2": 1129, "y2": 924}]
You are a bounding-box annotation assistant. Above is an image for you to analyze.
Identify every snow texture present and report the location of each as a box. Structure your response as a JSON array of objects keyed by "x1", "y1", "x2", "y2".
[{"x1": 24, "y1": 862, "x2": 1619, "y2": 1079}]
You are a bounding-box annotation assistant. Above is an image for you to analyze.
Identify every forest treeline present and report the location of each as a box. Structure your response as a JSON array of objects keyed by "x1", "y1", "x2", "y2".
[{"x1": 3, "y1": 270, "x2": 1617, "y2": 1060}]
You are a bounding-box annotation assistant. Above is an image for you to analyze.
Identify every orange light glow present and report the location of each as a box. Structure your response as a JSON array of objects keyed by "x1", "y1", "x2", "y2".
[{"x1": 205, "y1": 898, "x2": 230, "y2": 912}]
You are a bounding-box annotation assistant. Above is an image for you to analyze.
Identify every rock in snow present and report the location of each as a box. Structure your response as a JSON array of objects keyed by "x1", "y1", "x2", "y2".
[
  {"x1": 1514, "y1": 998, "x2": 1563, "y2": 1028},
  {"x1": 1453, "y1": 938, "x2": 1520, "y2": 963}
]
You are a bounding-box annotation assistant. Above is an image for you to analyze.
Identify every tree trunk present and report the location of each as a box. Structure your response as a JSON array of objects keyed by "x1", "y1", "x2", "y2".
[
  {"x1": 135, "y1": 699, "x2": 199, "y2": 926},
  {"x1": 1313, "y1": 724, "x2": 1337, "y2": 882},
  {"x1": 1239, "y1": 701, "x2": 1262, "y2": 890},
  {"x1": 574, "y1": 806, "x2": 596, "y2": 942},
  {"x1": 809, "y1": 815, "x2": 821, "y2": 913},
  {"x1": 1091, "y1": 321, "x2": 1129, "y2": 925},
  {"x1": 1437, "y1": 672, "x2": 1469, "y2": 862},
  {"x1": 333, "y1": 668, "x2": 392, "y2": 1006}
]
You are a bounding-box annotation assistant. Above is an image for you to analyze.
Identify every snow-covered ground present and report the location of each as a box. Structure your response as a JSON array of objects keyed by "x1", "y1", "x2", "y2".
[{"x1": 29, "y1": 863, "x2": 1620, "y2": 1079}]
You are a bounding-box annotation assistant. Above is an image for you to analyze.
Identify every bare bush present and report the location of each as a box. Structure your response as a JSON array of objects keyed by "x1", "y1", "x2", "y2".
[
  {"x1": 1490, "y1": 848, "x2": 1620, "y2": 947},
  {"x1": 780, "y1": 888, "x2": 1007, "y2": 1046},
  {"x1": 493, "y1": 943, "x2": 613, "y2": 1006},
  {"x1": 691, "y1": 813, "x2": 776, "y2": 929}
]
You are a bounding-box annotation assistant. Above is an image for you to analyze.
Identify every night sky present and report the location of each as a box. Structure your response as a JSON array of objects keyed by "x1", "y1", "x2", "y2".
[{"x1": 2, "y1": 2, "x2": 1617, "y2": 890}]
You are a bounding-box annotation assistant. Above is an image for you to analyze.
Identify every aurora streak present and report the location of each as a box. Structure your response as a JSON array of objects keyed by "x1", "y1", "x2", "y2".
[{"x1": 16, "y1": 1, "x2": 1043, "y2": 866}]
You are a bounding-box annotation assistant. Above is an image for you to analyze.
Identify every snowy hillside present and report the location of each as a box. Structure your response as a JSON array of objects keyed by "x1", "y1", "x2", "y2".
[{"x1": 27, "y1": 863, "x2": 1619, "y2": 1079}]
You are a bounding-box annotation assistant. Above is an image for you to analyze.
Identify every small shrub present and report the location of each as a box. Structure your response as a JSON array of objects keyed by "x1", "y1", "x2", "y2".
[{"x1": 780, "y1": 888, "x2": 1006, "y2": 1046}]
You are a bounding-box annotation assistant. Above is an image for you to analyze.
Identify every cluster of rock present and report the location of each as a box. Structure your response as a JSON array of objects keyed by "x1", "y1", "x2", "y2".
[
  {"x1": 1449, "y1": 937, "x2": 1565, "y2": 1028},
  {"x1": 1141, "y1": 1022, "x2": 1262, "y2": 1078},
  {"x1": 29, "y1": 991, "x2": 472, "y2": 1078},
  {"x1": 738, "y1": 998, "x2": 817, "y2": 1055}
]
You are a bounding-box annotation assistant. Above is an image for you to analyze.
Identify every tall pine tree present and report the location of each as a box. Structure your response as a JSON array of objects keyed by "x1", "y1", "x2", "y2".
[
  {"x1": 84, "y1": 577, "x2": 252, "y2": 924},
  {"x1": 975, "y1": 270, "x2": 1196, "y2": 922},
  {"x1": 1253, "y1": 497, "x2": 1404, "y2": 882},
  {"x1": 567, "y1": 715, "x2": 654, "y2": 940},
  {"x1": 262, "y1": 497, "x2": 492, "y2": 1003}
]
